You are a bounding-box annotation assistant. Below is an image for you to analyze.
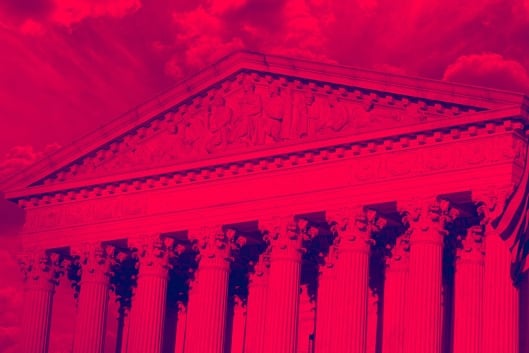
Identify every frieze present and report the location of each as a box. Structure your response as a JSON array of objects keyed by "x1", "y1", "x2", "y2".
[
  {"x1": 22, "y1": 132, "x2": 523, "y2": 233},
  {"x1": 39, "y1": 72, "x2": 479, "y2": 186},
  {"x1": 24, "y1": 193, "x2": 148, "y2": 232}
]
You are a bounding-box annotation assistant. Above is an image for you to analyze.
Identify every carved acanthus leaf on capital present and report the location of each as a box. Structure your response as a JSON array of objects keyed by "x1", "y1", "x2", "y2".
[
  {"x1": 71, "y1": 243, "x2": 116, "y2": 281},
  {"x1": 248, "y1": 251, "x2": 270, "y2": 284},
  {"x1": 190, "y1": 226, "x2": 246, "y2": 263},
  {"x1": 457, "y1": 225, "x2": 485, "y2": 261},
  {"x1": 259, "y1": 216, "x2": 315, "y2": 254},
  {"x1": 319, "y1": 235, "x2": 339, "y2": 273},
  {"x1": 400, "y1": 198, "x2": 459, "y2": 240},
  {"x1": 326, "y1": 207, "x2": 384, "y2": 250},
  {"x1": 473, "y1": 187, "x2": 512, "y2": 227},
  {"x1": 385, "y1": 232, "x2": 411, "y2": 267},
  {"x1": 131, "y1": 235, "x2": 182, "y2": 272},
  {"x1": 19, "y1": 251, "x2": 64, "y2": 288}
]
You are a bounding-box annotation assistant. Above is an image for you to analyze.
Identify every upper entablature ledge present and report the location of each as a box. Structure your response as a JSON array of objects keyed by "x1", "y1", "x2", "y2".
[{"x1": 1, "y1": 51, "x2": 528, "y2": 194}]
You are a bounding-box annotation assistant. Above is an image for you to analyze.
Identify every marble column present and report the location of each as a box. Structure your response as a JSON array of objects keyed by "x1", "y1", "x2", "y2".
[
  {"x1": 260, "y1": 216, "x2": 314, "y2": 353},
  {"x1": 401, "y1": 199, "x2": 458, "y2": 353},
  {"x1": 476, "y1": 194, "x2": 520, "y2": 353},
  {"x1": 298, "y1": 284, "x2": 316, "y2": 353},
  {"x1": 184, "y1": 227, "x2": 245, "y2": 353},
  {"x1": 453, "y1": 226, "x2": 485, "y2": 353},
  {"x1": 72, "y1": 244, "x2": 115, "y2": 353},
  {"x1": 20, "y1": 251, "x2": 63, "y2": 353},
  {"x1": 174, "y1": 302, "x2": 187, "y2": 353},
  {"x1": 244, "y1": 252, "x2": 270, "y2": 353},
  {"x1": 230, "y1": 295, "x2": 246, "y2": 353},
  {"x1": 127, "y1": 236, "x2": 178, "y2": 353},
  {"x1": 314, "y1": 237, "x2": 338, "y2": 353},
  {"x1": 327, "y1": 207, "x2": 385, "y2": 353},
  {"x1": 382, "y1": 233, "x2": 410, "y2": 353}
]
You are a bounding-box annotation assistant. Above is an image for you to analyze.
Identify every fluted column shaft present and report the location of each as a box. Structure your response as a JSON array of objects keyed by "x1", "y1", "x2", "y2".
[
  {"x1": 382, "y1": 235, "x2": 409, "y2": 353},
  {"x1": 453, "y1": 226, "x2": 484, "y2": 353},
  {"x1": 73, "y1": 244, "x2": 115, "y2": 353},
  {"x1": 261, "y1": 217, "x2": 311, "y2": 353},
  {"x1": 230, "y1": 296, "x2": 246, "y2": 353},
  {"x1": 128, "y1": 236, "x2": 177, "y2": 353},
  {"x1": 402, "y1": 200, "x2": 457, "y2": 353},
  {"x1": 483, "y1": 229, "x2": 519, "y2": 353},
  {"x1": 328, "y1": 208, "x2": 384, "y2": 353},
  {"x1": 244, "y1": 254, "x2": 269, "y2": 353},
  {"x1": 314, "y1": 241, "x2": 337, "y2": 353},
  {"x1": 20, "y1": 252, "x2": 62, "y2": 353},
  {"x1": 334, "y1": 241, "x2": 370, "y2": 353},
  {"x1": 185, "y1": 227, "x2": 243, "y2": 353},
  {"x1": 174, "y1": 302, "x2": 187, "y2": 353}
]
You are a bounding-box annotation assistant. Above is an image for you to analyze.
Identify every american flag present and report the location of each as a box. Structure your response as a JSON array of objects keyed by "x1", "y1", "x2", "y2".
[{"x1": 492, "y1": 143, "x2": 529, "y2": 284}]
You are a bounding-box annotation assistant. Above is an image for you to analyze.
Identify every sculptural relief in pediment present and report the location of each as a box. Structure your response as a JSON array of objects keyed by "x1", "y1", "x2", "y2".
[{"x1": 41, "y1": 72, "x2": 479, "y2": 185}]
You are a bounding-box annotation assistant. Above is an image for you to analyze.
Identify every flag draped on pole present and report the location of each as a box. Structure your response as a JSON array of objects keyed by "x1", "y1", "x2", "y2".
[{"x1": 491, "y1": 143, "x2": 529, "y2": 283}]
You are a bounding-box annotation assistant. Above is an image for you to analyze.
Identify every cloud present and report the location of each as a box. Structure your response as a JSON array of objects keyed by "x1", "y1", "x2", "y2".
[
  {"x1": 0, "y1": 143, "x2": 61, "y2": 182},
  {"x1": 207, "y1": 0, "x2": 248, "y2": 15},
  {"x1": 443, "y1": 53, "x2": 529, "y2": 93},
  {"x1": 166, "y1": 6, "x2": 244, "y2": 77},
  {"x1": 50, "y1": 0, "x2": 142, "y2": 27}
]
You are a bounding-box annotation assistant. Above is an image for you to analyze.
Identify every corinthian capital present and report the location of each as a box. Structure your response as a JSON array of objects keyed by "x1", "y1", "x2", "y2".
[
  {"x1": 249, "y1": 251, "x2": 270, "y2": 285},
  {"x1": 399, "y1": 198, "x2": 459, "y2": 241},
  {"x1": 386, "y1": 232, "x2": 411, "y2": 268},
  {"x1": 131, "y1": 235, "x2": 181, "y2": 275},
  {"x1": 457, "y1": 225, "x2": 485, "y2": 262},
  {"x1": 71, "y1": 243, "x2": 116, "y2": 282},
  {"x1": 259, "y1": 216, "x2": 313, "y2": 256},
  {"x1": 19, "y1": 250, "x2": 64, "y2": 289},
  {"x1": 326, "y1": 207, "x2": 383, "y2": 251},
  {"x1": 190, "y1": 226, "x2": 246, "y2": 264},
  {"x1": 473, "y1": 187, "x2": 512, "y2": 226}
]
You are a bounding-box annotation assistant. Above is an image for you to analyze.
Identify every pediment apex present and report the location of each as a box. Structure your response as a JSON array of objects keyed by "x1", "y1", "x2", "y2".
[{"x1": 2, "y1": 51, "x2": 528, "y2": 196}]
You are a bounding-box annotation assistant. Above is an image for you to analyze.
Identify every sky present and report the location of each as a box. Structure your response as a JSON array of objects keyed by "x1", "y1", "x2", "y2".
[{"x1": 1, "y1": 0, "x2": 529, "y2": 352}]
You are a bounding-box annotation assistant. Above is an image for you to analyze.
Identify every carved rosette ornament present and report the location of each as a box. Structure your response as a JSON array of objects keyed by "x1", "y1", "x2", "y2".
[{"x1": 19, "y1": 251, "x2": 64, "y2": 290}]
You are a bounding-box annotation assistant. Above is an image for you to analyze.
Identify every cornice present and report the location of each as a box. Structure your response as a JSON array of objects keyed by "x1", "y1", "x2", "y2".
[{"x1": 10, "y1": 114, "x2": 526, "y2": 208}]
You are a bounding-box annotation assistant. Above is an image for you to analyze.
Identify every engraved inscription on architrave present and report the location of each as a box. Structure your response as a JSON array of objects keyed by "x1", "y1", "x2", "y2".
[{"x1": 42, "y1": 72, "x2": 476, "y2": 185}]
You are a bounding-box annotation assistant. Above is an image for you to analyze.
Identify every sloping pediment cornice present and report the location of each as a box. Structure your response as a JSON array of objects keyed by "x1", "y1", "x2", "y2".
[{"x1": 2, "y1": 51, "x2": 529, "y2": 197}]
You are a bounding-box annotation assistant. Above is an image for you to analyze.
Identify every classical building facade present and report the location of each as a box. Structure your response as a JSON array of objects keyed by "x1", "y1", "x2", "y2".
[{"x1": 3, "y1": 51, "x2": 529, "y2": 353}]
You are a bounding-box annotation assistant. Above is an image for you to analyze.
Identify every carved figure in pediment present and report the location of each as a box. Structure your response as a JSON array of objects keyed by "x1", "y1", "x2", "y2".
[
  {"x1": 350, "y1": 99, "x2": 375, "y2": 129},
  {"x1": 234, "y1": 78, "x2": 262, "y2": 146},
  {"x1": 402, "y1": 100, "x2": 427, "y2": 123},
  {"x1": 319, "y1": 95, "x2": 350, "y2": 134},
  {"x1": 175, "y1": 107, "x2": 207, "y2": 155},
  {"x1": 296, "y1": 92, "x2": 324, "y2": 138},
  {"x1": 205, "y1": 96, "x2": 234, "y2": 153},
  {"x1": 262, "y1": 85, "x2": 290, "y2": 144}
]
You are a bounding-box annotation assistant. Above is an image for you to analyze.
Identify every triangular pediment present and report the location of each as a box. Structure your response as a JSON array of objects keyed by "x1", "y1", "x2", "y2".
[{"x1": 3, "y1": 51, "x2": 528, "y2": 197}]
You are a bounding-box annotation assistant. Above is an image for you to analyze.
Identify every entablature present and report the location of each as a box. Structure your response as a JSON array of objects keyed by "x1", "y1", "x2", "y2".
[{"x1": 8, "y1": 111, "x2": 528, "y2": 208}]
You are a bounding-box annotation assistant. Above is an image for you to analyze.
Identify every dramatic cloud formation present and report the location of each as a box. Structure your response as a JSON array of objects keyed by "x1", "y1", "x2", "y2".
[
  {"x1": 1, "y1": 0, "x2": 528, "y2": 175},
  {"x1": 443, "y1": 53, "x2": 529, "y2": 92},
  {"x1": 1, "y1": 1, "x2": 529, "y2": 351}
]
